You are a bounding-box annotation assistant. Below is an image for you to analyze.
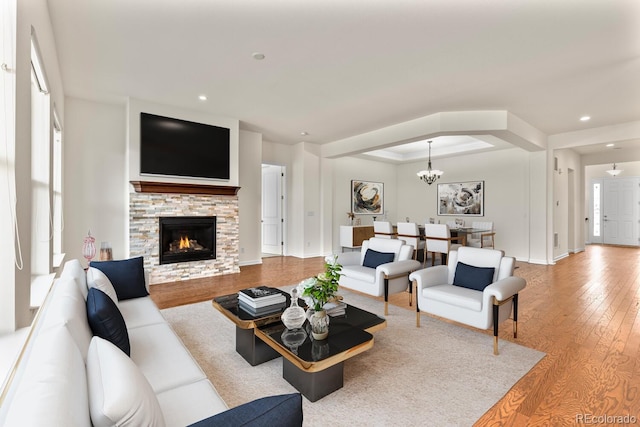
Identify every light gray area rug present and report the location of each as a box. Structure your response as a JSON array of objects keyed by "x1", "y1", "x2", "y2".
[{"x1": 161, "y1": 290, "x2": 545, "y2": 426}]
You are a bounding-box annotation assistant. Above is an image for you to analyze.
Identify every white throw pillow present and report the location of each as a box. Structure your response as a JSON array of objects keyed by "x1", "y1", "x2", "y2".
[
  {"x1": 87, "y1": 336, "x2": 166, "y2": 427},
  {"x1": 86, "y1": 267, "x2": 119, "y2": 305}
]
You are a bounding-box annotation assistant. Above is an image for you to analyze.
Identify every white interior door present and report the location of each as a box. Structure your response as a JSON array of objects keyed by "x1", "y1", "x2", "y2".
[
  {"x1": 261, "y1": 165, "x2": 284, "y2": 255},
  {"x1": 603, "y1": 178, "x2": 638, "y2": 246}
]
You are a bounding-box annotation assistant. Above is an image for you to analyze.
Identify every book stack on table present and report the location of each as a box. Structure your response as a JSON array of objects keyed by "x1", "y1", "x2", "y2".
[{"x1": 238, "y1": 286, "x2": 287, "y2": 317}]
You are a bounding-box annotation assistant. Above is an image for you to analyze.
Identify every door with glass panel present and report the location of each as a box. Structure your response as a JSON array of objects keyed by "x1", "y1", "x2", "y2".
[{"x1": 590, "y1": 178, "x2": 639, "y2": 246}]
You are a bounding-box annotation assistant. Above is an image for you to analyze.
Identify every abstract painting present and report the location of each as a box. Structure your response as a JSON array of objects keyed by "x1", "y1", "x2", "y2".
[
  {"x1": 351, "y1": 180, "x2": 383, "y2": 215},
  {"x1": 437, "y1": 181, "x2": 484, "y2": 216}
]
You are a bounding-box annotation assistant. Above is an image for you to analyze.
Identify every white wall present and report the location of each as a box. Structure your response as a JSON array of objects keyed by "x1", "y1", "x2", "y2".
[
  {"x1": 398, "y1": 148, "x2": 538, "y2": 261},
  {"x1": 64, "y1": 98, "x2": 127, "y2": 263},
  {"x1": 126, "y1": 98, "x2": 240, "y2": 188},
  {"x1": 238, "y1": 130, "x2": 262, "y2": 265},
  {"x1": 553, "y1": 149, "x2": 582, "y2": 259},
  {"x1": 331, "y1": 156, "x2": 398, "y2": 253}
]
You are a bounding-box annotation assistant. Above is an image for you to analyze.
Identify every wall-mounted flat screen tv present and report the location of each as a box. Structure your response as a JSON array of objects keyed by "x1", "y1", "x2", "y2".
[{"x1": 140, "y1": 112, "x2": 230, "y2": 180}]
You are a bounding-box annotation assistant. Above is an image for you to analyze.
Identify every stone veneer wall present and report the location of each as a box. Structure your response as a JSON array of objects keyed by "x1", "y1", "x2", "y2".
[{"x1": 129, "y1": 192, "x2": 240, "y2": 285}]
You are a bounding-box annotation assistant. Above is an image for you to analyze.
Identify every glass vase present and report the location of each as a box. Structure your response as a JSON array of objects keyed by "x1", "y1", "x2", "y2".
[
  {"x1": 310, "y1": 309, "x2": 329, "y2": 340},
  {"x1": 281, "y1": 288, "x2": 306, "y2": 330},
  {"x1": 82, "y1": 231, "x2": 96, "y2": 266}
]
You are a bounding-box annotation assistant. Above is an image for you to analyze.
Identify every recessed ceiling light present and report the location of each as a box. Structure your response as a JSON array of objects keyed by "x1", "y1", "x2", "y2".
[
  {"x1": 252, "y1": 52, "x2": 265, "y2": 60},
  {"x1": 300, "y1": 131, "x2": 308, "y2": 136},
  {"x1": 580, "y1": 116, "x2": 591, "y2": 122},
  {"x1": 606, "y1": 143, "x2": 615, "y2": 147},
  {"x1": 198, "y1": 95, "x2": 207, "y2": 101}
]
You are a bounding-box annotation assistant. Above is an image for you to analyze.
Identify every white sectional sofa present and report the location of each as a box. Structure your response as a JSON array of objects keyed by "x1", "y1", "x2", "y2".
[{"x1": 0, "y1": 258, "x2": 302, "y2": 426}]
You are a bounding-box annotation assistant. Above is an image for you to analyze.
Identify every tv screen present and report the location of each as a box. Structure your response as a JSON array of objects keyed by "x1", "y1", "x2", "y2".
[{"x1": 140, "y1": 112, "x2": 230, "y2": 180}]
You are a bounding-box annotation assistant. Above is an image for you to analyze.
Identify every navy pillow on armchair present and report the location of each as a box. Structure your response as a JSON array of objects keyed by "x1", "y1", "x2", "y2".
[
  {"x1": 362, "y1": 249, "x2": 395, "y2": 269},
  {"x1": 452, "y1": 262, "x2": 495, "y2": 292},
  {"x1": 90, "y1": 256, "x2": 148, "y2": 300}
]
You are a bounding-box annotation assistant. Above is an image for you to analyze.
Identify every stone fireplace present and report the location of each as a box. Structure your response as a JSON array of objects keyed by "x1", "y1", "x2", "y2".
[
  {"x1": 129, "y1": 181, "x2": 240, "y2": 285},
  {"x1": 158, "y1": 216, "x2": 216, "y2": 265}
]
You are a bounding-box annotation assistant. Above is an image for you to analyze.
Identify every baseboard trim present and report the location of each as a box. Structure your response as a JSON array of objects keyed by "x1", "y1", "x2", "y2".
[{"x1": 239, "y1": 259, "x2": 262, "y2": 267}]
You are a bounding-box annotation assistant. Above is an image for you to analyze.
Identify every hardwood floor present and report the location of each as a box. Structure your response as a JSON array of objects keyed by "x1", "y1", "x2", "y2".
[{"x1": 149, "y1": 245, "x2": 640, "y2": 425}]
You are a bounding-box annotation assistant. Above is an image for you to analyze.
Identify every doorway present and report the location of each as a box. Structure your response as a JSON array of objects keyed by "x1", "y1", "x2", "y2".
[
  {"x1": 589, "y1": 177, "x2": 639, "y2": 246},
  {"x1": 261, "y1": 164, "x2": 285, "y2": 256}
]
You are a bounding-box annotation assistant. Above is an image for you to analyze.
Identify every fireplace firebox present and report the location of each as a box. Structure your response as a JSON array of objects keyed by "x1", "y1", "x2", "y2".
[{"x1": 159, "y1": 216, "x2": 216, "y2": 265}]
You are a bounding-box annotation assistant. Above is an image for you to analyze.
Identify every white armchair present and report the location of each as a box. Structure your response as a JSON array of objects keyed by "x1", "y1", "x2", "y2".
[
  {"x1": 337, "y1": 237, "x2": 422, "y2": 315},
  {"x1": 409, "y1": 246, "x2": 526, "y2": 355}
]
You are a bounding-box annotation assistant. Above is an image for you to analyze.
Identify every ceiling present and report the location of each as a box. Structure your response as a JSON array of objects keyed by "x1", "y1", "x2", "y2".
[{"x1": 47, "y1": 0, "x2": 640, "y2": 161}]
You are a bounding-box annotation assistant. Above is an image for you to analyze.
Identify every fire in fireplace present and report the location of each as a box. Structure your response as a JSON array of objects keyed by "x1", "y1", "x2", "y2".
[{"x1": 159, "y1": 216, "x2": 216, "y2": 265}]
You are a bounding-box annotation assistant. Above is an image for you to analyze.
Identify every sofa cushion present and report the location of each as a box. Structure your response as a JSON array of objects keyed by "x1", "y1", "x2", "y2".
[
  {"x1": 86, "y1": 288, "x2": 131, "y2": 356},
  {"x1": 87, "y1": 267, "x2": 119, "y2": 305},
  {"x1": 128, "y1": 323, "x2": 207, "y2": 393},
  {"x1": 90, "y1": 256, "x2": 148, "y2": 300},
  {"x1": 187, "y1": 393, "x2": 303, "y2": 427},
  {"x1": 156, "y1": 379, "x2": 228, "y2": 427},
  {"x1": 87, "y1": 336, "x2": 166, "y2": 427},
  {"x1": 362, "y1": 249, "x2": 395, "y2": 269},
  {"x1": 119, "y1": 296, "x2": 167, "y2": 329},
  {"x1": 423, "y1": 284, "x2": 483, "y2": 311},
  {"x1": 453, "y1": 262, "x2": 495, "y2": 292},
  {"x1": 340, "y1": 265, "x2": 377, "y2": 283}
]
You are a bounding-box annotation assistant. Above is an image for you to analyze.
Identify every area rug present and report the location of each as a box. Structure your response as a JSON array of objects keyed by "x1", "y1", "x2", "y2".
[{"x1": 161, "y1": 289, "x2": 545, "y2": 426}]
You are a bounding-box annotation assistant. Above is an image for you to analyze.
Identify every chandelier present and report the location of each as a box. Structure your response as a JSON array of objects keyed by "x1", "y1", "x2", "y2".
[
  {"x1": 606, "y1": 163, "x2": 622, "y2": 177},
  {"x1": 416, "y1": 140, "x2": 443, "y2": 185}
]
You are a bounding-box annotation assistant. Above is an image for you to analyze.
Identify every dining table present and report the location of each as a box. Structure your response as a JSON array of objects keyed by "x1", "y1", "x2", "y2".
[{"x1": 448, "y1": 227, "x2": 492, "y2": 246}]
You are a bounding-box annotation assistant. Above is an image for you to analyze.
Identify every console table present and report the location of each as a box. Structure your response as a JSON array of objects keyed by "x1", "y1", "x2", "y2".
[{"x1": 339, "y1": 225, "x2": 374, "y2": 250}]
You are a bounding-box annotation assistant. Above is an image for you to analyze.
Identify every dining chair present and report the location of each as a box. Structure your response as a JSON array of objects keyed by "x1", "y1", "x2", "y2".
[
  {"x1": 467, "y1": 221, "x2": 495, "y2": 248},
  {"x1": 396, "y1": 222, "x2": 426, "y2": 263},
  {"x1": 423, "y1": 223, "x2": 462, "y2": 266},
  {"x1": 373, "y1": 221, "x2": 395, "y2": 239}
]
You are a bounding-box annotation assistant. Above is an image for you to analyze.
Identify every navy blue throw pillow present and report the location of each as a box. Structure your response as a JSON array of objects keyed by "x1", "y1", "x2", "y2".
[
  {"x1": 90, "y1": 256, "x2": 147, "y2": 300},
  {"x1": 362, "y1": 249, "x2": 395, "y2": 269},
  {"x1": 188, "y1": 393, "x2": 303, "y2": 427},
  {"x1": 86, "y1": 287, "x2": 131, "y2": 356},
  {"x1": 452, "y1": 262, "x2": 495, "y2": 292}
]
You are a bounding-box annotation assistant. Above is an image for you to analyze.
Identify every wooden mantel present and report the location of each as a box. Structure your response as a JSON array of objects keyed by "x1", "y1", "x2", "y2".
[{"x1": 130, "y1": 181, "x2": 240, "y2": 196}]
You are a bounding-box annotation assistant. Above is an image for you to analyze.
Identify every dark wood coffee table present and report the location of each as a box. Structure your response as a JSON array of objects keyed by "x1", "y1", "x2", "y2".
[{"x1": 212, "y1": 291, "x2": 386, "y2": 401}]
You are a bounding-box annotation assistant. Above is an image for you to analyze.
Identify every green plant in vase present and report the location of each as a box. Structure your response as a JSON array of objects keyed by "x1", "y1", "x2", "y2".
[
  {"x1": 298, "y1": 255, "x2": 342, "y2": 340},
  {"x1": 299, "y1": 255, "x2": 342, "y2": 310}
]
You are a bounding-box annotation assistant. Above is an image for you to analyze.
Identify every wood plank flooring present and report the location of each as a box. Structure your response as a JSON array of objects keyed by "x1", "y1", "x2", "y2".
[{"x1": 149, "y1": 245, "x2": 640, "y2": 425}]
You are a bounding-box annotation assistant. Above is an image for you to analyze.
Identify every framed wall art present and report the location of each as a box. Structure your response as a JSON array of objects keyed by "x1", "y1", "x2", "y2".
[
  {"x1": 351, "y1": 180, "x2": 383, "y2": 215},
  {"x1": 437, "y1": 181, "x2": 484, "y2": 216}
]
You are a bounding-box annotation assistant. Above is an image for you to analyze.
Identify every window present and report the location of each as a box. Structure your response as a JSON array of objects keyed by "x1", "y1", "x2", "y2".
[
  {"x1": 30, "y1": 38, "x2": 51, "y2": 276},
  {"x1": 52, "y1": 110, "x2": 63, "y2": 266},
  {"x1": 592, "y1": 182, "x2": 600, "y2": 238}
]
